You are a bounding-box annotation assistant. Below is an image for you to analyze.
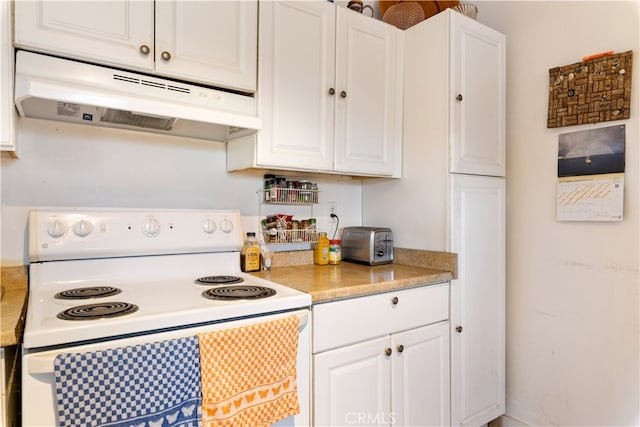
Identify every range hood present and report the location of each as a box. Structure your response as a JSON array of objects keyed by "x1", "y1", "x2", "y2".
[{"x1": 14, "y1": 51, "x2": 261, "y2": 141}]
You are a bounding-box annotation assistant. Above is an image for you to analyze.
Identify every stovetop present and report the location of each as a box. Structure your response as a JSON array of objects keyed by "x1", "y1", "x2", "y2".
[{"x1": 24, "y1": 209, "x2": 311, "y2": 349}]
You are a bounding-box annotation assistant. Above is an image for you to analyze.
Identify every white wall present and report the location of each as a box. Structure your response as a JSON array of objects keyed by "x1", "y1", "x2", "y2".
[
  {"x1": 475, "y1": 1, "x2": 639, "y2": 425},
  {"x1": 0, "y1": 118, "x2": 363, "y2": 265}
]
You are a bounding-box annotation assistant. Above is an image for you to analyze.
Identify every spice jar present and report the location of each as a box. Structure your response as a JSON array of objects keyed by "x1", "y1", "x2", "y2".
[{"x1": 329, "y1": 239, "x2": 341, "y2": 264}]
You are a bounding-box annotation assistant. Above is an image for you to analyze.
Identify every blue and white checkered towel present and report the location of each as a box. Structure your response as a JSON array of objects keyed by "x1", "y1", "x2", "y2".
[{"x1": 54, "y1": 336, "x2": 202, "y2": 427}]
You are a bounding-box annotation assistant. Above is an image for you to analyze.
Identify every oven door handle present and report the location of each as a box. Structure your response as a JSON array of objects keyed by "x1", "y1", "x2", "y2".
[{"x1": 27, "y1": 310, "x2": 310, "y2": 375}]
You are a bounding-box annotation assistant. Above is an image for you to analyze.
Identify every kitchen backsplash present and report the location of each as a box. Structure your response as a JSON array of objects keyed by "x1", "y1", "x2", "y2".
[{"x1": 0, "y1": 118, "x2": 364, "y2": 266}]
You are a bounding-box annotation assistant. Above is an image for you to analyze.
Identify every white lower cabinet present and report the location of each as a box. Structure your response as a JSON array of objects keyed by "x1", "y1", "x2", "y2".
[
  {"x1": 450, "y1": 174, "x2": 506, "y2": 426},
  {"x1": 391, "y1": 322, "x2": 450, "y2": 427},
  {"x1": 315, "y1": 335, "x2": 391, "y2": 426},
  {"x1": 312, "y1": 284, "x2": 450, "y2": 426}
]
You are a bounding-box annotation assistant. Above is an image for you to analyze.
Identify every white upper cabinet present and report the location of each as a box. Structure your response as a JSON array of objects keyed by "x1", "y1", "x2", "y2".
[
  {"x1": 14, "y1": 0, "x2": 257, "y2": 92},
  {"x1": 14, "y1": 1, "x2": 155, "y2": 71},
  {"x1": 333, "y1": 6, "x2": 403, "y2": 176},
  {"x1": 154, "y1": 1, "x2": 257, "y2": 92},
  {"x1": 226, "y1": 1, "x2": 403, "y2": 177},
  {"x1": 450, "y1": 12, "x2": 506, "y2": 176},
  {"x1": 243, "y1": 1, "x2": 336, "y2": 171},
  {"x1": 1, "y1": 0, "x2": 16, "y2": 154}
]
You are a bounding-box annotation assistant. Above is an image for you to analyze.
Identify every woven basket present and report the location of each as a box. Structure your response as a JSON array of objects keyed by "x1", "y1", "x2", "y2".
[
  {"x1": 382, "y1": 1, "x2": 426, "y2": 30},
  {"x1": 452, "y1": 3, "x2": 478, "y2": 19}
]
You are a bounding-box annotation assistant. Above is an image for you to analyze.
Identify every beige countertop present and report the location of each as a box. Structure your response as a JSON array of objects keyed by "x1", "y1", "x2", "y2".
[
  {"x1": 1, "y1": 266, "x2": 28, "y2": 347},
  {"x1": 252, "y1": 248, "x2": 457, "y2": 303}
]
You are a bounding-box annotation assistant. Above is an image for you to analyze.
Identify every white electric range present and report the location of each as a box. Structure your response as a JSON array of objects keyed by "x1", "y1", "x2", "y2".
[{"x1": 22, "y1": 208, "x2": 312, "y2": 427}]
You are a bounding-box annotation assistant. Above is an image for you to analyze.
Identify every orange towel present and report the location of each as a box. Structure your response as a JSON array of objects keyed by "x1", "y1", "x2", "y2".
[{"x1": 197, "y1": 315, "x2": 301, "y2": 427}]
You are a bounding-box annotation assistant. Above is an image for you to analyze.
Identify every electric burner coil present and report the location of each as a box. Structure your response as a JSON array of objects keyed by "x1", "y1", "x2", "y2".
[
  {"x1": 54, "y1": 286, "x2": 122, "y2": 299},
  {"x1": 196, "y1": 275, "x2": 244, "y2": 285},
  {"x1": 57, "y1": 302, "x2": 138, "y2": 320},
  {"x1": 202, "y1": 285, "x2": 276, "y2": 300}
]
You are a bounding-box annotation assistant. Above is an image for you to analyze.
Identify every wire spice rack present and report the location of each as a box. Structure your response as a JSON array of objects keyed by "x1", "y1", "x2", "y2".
[
  {"x1": 261, "y1": 187, "x2": 319, "y2": 205},
  {"x1": 258, "y1": 176, "x2": 320, "y2": 250},
  {"x1": 264, "y1": 228, "x2": 318, "y2": 244}
]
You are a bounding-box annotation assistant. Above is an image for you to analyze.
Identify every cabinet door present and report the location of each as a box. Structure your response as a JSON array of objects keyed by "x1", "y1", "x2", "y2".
[
  {"x1": 450, "y1": 174, "x2": 505, "y2": 426},
  {"x1": 314, "y1": 336, "x2": 392, "y2": 427},
  {"x1": 155, "y1": 1, "x2": 257, "y2": 92},
  {"x1": 1, "y1": 0, "x2": 15, "y2": 153},
  {"x1": 334, "y1": 7, "x2": 403, "y2": 177},
  {"x1": 449, "y1": 12, "x2": 506, "y2": 177},
  {"x1": 391, "y1": 322, "x2": 450, "y2": 427},
  {"x1": 253, "y1": 1, "x2": 335, "y2": 171},
  {"x1": 14, "y1": 0, "x2": 154, "y2": 71}
]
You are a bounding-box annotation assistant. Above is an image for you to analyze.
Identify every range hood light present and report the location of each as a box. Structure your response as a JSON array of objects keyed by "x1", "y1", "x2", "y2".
[{"x1": 100, "y1": 108, "x2": 177, "y2": 131}]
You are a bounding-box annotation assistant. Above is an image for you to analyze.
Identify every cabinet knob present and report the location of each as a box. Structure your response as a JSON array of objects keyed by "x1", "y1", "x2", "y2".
[
  {"x1": 139, "y1": 45, "x2": 151, "y2": 55},
  {"x1": 384, "y1": 348, "x2": 392, "y2": 356},
  {"x1": 328, "y1": 88, "x2": 335, "y2": 95},
  {"x1": 456, "y1": 326, "x2": 463, "y2": 333},
  {"x1": 391, "y1": 296, "x2": 399, "y2": 305},
  {"x1": 456, "y1": 94, "x2": 463, "y2": 102},
  {"x1": 161, "y1": 51, "x2": 172, "y2": 61},
  {"x1": 397, "y1": 345, "x2": 404, "y2": 353},
  {"x1": 340, "y1": 90, "x2": 347, "y2": 98}
]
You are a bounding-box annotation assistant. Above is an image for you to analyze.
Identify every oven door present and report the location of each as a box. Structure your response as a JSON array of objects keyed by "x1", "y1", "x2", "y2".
[{"x1": 22, "y1": 309, "x2": 310, "y2": 427}]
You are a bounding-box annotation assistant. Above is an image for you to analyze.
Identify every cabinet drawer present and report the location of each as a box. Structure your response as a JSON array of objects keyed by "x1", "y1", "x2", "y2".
[{"x1": 313, "y1": 283, "x2": 449, "y2": 353}]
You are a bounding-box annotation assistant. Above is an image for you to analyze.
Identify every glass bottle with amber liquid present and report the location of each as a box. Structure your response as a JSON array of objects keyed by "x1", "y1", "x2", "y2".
[
  {"x1": 241, "y1": 232, "x2": 261, "y2": 272},
  {"x1": 314, "y1": 232, "x2": 330, "y2": 265}
]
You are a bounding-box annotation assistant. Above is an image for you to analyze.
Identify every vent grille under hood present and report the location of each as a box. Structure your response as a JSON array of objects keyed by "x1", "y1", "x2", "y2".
[{"x1": 14, "y1": 51, "x2": 261, "y2": 141}]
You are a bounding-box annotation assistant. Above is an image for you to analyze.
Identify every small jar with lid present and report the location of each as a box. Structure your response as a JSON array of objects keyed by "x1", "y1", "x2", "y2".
[
  {"x1": 329, "y1": 239, "x2": 342, "y2": 265},
  {"x1": 298, "y1": 180, "x2": 313, "y2": 203}
]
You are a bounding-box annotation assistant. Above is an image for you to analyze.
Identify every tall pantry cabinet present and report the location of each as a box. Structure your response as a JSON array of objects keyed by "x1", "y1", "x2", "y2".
[{"x1": 362, "y1": 9, "x2": 506, "y2": 426}]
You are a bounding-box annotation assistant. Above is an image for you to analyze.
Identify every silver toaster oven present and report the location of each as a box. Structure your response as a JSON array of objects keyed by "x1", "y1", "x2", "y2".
[{"x1": 341, "y1": 227, "x2": 393, "y2": 265}]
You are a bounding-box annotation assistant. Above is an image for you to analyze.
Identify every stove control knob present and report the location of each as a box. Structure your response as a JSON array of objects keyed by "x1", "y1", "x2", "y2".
[
  {"x1": 220, "y1": 218, "x2": 234, "y2": 234},
  {"x1": 73, "y1": 220, "x2": 93, "y2": 237},
  {"x1": 141, "y1": 217, "x2": 161, "y2": 237},
  {"x1": 47, "y1": 220, "x2": 68, "y2": 238},
  {"x1": 202, "y1": 219, "x2": 217, "y2": 234}
]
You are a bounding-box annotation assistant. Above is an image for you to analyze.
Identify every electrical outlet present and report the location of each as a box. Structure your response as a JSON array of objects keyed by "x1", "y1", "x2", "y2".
[
  {"x1": 328, "y1": 202, "x2": 337, "y2": 216},
  {"x1": 328, "y1": 202, "x2": 338, "y2": 224}
]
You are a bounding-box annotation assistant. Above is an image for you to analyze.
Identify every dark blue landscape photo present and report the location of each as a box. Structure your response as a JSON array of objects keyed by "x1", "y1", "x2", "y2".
[{"x1": 558, "y1": 125, "x2": 625, "y2": 177}]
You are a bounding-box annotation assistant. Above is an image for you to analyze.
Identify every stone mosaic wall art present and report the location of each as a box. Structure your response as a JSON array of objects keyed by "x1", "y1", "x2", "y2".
[{"x1": 547, "y1": 50, "x2": 632, "y2": 128}]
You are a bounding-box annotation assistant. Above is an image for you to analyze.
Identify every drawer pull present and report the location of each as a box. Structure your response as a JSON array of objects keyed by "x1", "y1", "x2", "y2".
[
  {"x1": 384, "y1": 348, "x2": 392, "y2": 356},
  {"x1": 397, "y1": 345, "x2": 404, "y2": 353},
  {"x1": 456, "y1": 326, "x2": 463, "y2": 333},
  {"x1": 391, "y1": 296, "x2": 399, "y2": 305}
]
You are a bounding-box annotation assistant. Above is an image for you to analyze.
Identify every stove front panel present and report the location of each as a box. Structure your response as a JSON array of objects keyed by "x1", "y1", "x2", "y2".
[{"x1": 29, "y1": 209, "x2": 245, "y2": 262}]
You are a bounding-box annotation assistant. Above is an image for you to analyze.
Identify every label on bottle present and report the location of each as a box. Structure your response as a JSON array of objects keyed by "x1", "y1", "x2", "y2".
[
  {"x1": 314, "y1": 236, "x2": 330, "y2": 265},
  {"x1": 242, "y1": 247, "x2": 261, "y2": 272}
]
